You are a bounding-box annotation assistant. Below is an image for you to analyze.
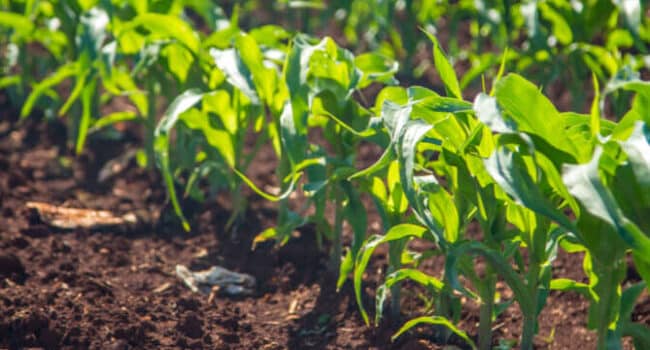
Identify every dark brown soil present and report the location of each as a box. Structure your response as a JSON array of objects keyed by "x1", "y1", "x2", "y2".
[{"x1": 0, "y1": 117, "x2": 648, "y2": 350}]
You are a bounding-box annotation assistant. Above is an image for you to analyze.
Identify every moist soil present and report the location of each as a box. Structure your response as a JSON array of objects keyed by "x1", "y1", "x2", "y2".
[{"x1": 1, "y1": 117, "x2": 649, "y2": 350}]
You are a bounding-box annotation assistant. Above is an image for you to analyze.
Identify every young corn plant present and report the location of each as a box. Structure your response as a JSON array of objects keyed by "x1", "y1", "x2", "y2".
[
  {"x1": 565, "y1": 88, "x2": 650, "y2": 349},
  {"x1": 361, "y1": 160, "x2": 410, "y2": 319},
  {"x1": 351, "y1": 95, "x2": 484, "y2": 348},
  {"x1": 477, "y1": 69, "x2": 650, "y2": 349},
  {"x1": 350, "y1": 93, "x2": 479, "y2": 347},
  {"x1": 3, "y1": 1, "x2": 189, "y2": 156},
  {"x1": 0, "y1": 1, "x2": 68, "y2": 113},
  {"x1": 306, "y1": 38, "x2": 398, "y2": 277},
  {"x1": 154, "y1": 26, "x2": 296, "y2": 232},
  {"x1": 13, "y1": 3, "x2": 116, "y2": 153},
  {"x1": 111, "y1": 0, "x2": 239, "y2": 168},
  {"x1": 2, "y1": 0, "x2": 226, "y2": 159},
  {"x1": 249, "y1": 34, "x2": 399, "y2": 281},
  {"x1": 351, "y1": 34, "x2": 649, "y2": 350}
]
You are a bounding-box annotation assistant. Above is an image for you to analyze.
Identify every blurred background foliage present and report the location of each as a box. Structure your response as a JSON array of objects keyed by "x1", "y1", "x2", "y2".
[{"x1": 2, "y1": 0, "x2": 649, "y2": 113}]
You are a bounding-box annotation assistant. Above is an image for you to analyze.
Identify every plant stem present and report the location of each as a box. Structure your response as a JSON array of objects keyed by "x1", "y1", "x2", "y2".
[
  {"x1": 145, "y1": 79, "x2": 157, "y2": 169},
  {"x1": 275, "y1": 146, "x2": 292, "y2": 241},
  {"x1": 478, "y1": 276, "x2": 496, "y2": 350},
  {"x1": 521, "y1": 313, "x2": 536, "y2": 350},
  {"x1": 226, "y1": 182, "x2": 245, "y2": 238},
  {"x1": 329, "y1": 125, "x2": 347, "y2": 274},
  {"x1": 387, "y1": 239, "x2": 404, "y2": 320},
  {"x1": 436, "y1": 284, "x2": 459, "y2": 343},
  {"x1": 330, "y1": 185, "x2": 344, "y2": 273},
  {"x1": 521, "y1": 263, "x2": 540, "y2": 350},
  {"x1": 596, "y1": 267, "x2": 616, "y2": 350}
]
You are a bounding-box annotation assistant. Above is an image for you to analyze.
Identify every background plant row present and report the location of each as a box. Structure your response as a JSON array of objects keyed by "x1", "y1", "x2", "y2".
[{"x1": 1, "y1": 1, "x2": 650, "y2": 349}]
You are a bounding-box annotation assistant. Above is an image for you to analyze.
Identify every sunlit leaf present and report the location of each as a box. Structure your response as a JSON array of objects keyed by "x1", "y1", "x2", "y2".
[
  {"x1": 563, "y1": 147, "x2": 650, "y2": 263},
  {"x1": 120, "y1": 14, "x2": 200, "y2": 53},
  {"x1": 423, "y1": 32, "x2": 462, "y2": 99}
]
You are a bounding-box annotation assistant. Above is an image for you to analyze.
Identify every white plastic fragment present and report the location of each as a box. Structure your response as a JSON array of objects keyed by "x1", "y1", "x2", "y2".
[{"x1": 175, "y1": 264, "x2": 256, "y2": 296}]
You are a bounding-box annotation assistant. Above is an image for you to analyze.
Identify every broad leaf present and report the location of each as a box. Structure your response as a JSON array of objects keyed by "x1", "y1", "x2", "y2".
[
  {"x1": 120, "y1": 14, "x2": 200, "y2": 53},
  {"x1": 563, "y1": 147, "x2": 650, "y2": 263},
  {"x1": 494, "y1": 74, "x2": 579, "y2": 160},
  {"x1": 485, "y1": 148, "x2": 575, "y2": 232}
]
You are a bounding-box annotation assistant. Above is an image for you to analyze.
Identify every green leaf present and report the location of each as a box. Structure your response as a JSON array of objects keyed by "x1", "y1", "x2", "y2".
[
  {"x1": 306, "y1": 37, "x2": 361, "y2": 100},
  {"x1": 75, "y1": 79, "x2": 97, "y2": 154},
  {"x1": 354, "y1": 224, "x2": 428, "y2": 325},
  {"x1": 337, "y1": 249, "x2": 354, "y2": 290},
  {"x1": 21, "y1": 62, "x2": 78, "y2": 119},
  {"x1": 605, "y1": 75, "x2": 650, "y2": 98},
  {"x1": 619, "y1": 122, "x2": 650, "y2": 207},
  {"x1": 59, "y1": 71, "x2": 90, "y2": 117},
  {"x1": 386, "y1": 161, "x2": 408, "y2": 215},
  {"x1": 473, "y1": 93, "x2": 514, "y2": 134},
  {"x1": 91, "y1": 111, "x2": 139, "y2": 132},
  {"x1": 445, "y1": 241, "x2": 535, "y2": 318},
  {"x1": 349, "y1": 100, "x2": 411, "y2": 180},
  {"x1": 155, "y1": 90, "x2": 205, "y2": 231},
  {"x1": 423, "y1": 32, "x2": 462, "y2": 99},
  {"x1": 233, "y1": 168, "x2": 301, "y2": 202},
  {"x1": 162, "y1": 44, "x2": 193, "y2": 83},
  {"x1": 375, "y1": 269, "x2": 444, "y2": 324},
  {"x1": 0, "y1": 75, "x2": 21, "y2": 89},
  {"x1": 354, "y1": 52, "x2": 399, "y2": 88},
  {"x1": 116, "y1": 74, "x2": 148, "y2": 116},
  {"x1": 392, "y1": 316, "x2": 476, "y2": 349},
  {"x1": 574, "y1": 44, "x2": 619, "y2": 79},
  {"x1": 590, "y1": 74, "x2": 601, "y2": 139},
  {"x1": 119, "y1": 14, "x2": 200, "y2": 53},
  {"x1": 179, "y1": 108, "x2": 235, "y2": 167},
  {"x1": 0, "y1": 11, "x2": 34, "y2": 35},
  {"x1": 235, "y1": 34, "x2": 281, "y2": 106},
  {"x1": 419, "y1": 96, "x2": 473, "y2": 114},
  {"x1": 427, "y1": 183, "x2": 460, "y2": 243},
  {"x1": 494, "y1": 74, "x2": 579, "y2": 160},
  {"x1": 210, "y1": 46, "x2": 260, "y2": 104},
  {"x1": 550, "y1": 278, "x2": 594, "y2": 300},
  {"x1": 396, "y1": 119, "x2": 448, "y2": 242},
  {"x1": 253, "y1": 209, "x2": 306, "y2": 248},
  {"x1": 563, "y1": 147, "x2": 650, "y2": 262},
  {"x1": 490, "y1": 48, "x2": 508, "y2": 96},
  {"x1": 348, "y1": 146, "x2": 394, "y2": 180},
  {"x1": 281, "y1": 35, "x2": 323, "y2": 167},
  {"x1": 312, "y1": 103, "x2": 376, "y2": 137},
  {"x1": 485, "y1": 148, "x2": 575, "y2": 232},
  {"x1": 342, "y1": 182, "x2": 367, "y2": 255},
  {"x1": 538, "y1": 2, "x2": 573, "y2": 45}
]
